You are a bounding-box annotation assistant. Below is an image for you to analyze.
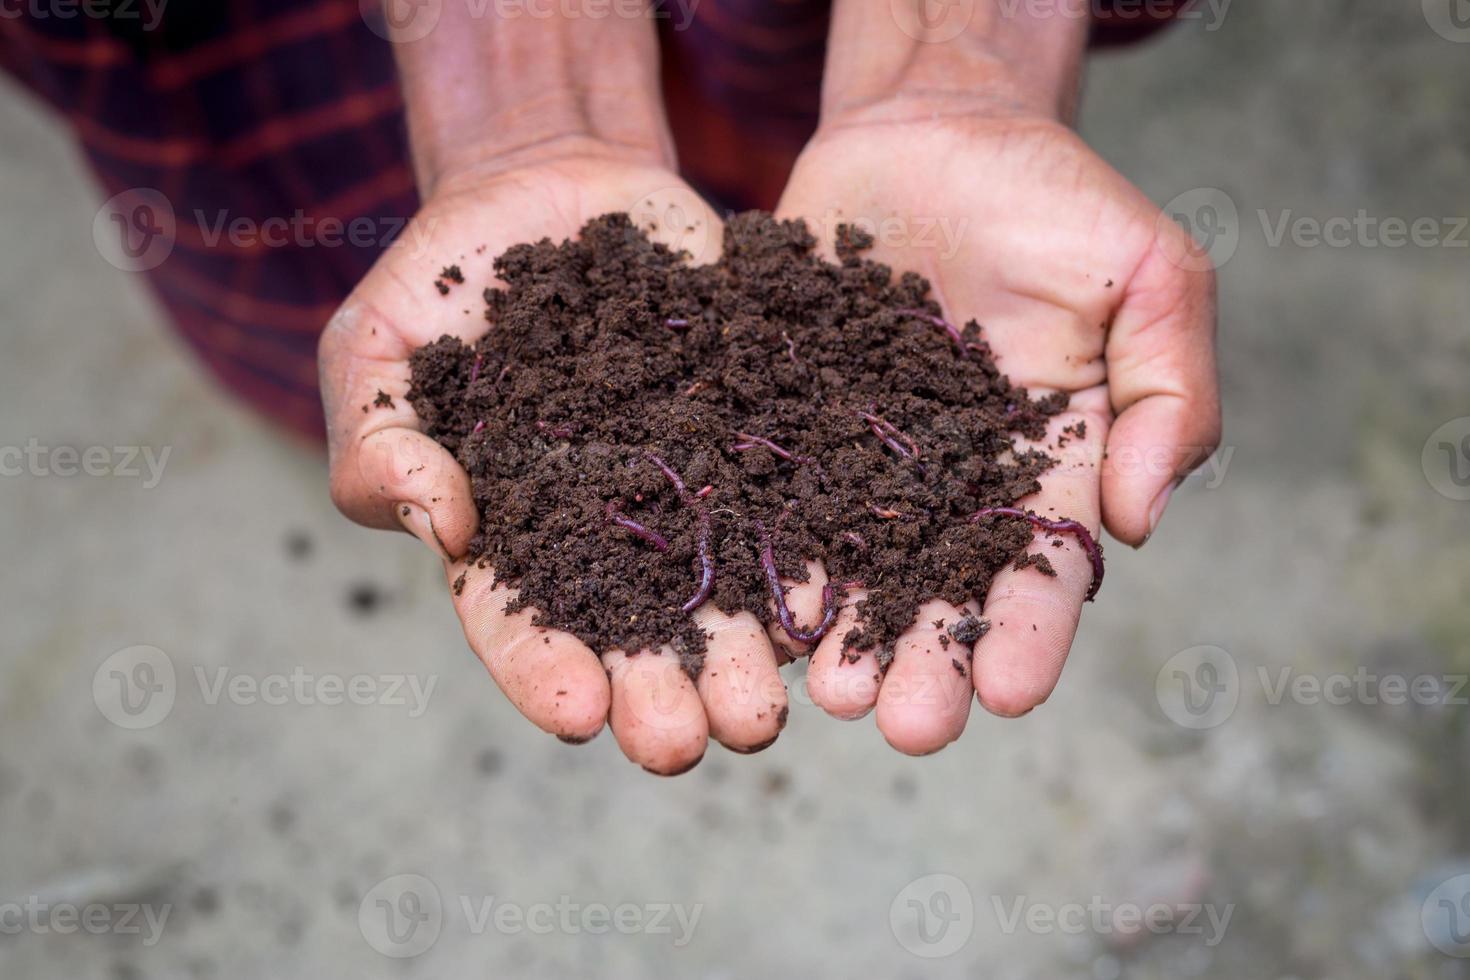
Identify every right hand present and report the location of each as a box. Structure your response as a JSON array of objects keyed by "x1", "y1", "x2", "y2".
[{"x1": 319, "y1": 144, "x2": 791, "y2": 774}]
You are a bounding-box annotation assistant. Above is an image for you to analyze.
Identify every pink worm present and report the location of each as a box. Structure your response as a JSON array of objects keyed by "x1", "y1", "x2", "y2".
[
  {"x1": 858, "y1": 410, "x2": 921, "y2": 463},
  {"x1": 606, "y1": 502, "x2": 670, "y2": 552},
  {"x1": 756, "y1": 522, "x2": 837, "y2": 645},
  {"x1": 895, "y1": 307, "x2": 967, "y2": 356},
  {"x1": 970, "y1": 507, "x2": 1105, "y2": 602},
  {"x1": 732, "y1": 433, "x2": 808, "y2": 463},
  {"x1": 646, "y1": 454, "x2": 716, "y2": 612}
]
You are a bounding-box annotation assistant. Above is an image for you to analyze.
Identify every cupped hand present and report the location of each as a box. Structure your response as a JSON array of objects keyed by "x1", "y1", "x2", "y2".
[
  {"x1": 320, "y1": 146, "x2": 790, "y2": 774},
  {"x1": 774, "y1": 107, "x2": 1220, "y2": 753}
]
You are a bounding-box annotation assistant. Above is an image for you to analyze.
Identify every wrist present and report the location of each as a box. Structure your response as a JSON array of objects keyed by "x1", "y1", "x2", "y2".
[
  {"x1": 388, "y1": 5, "x2": 673, "y2": 194},
  {"x1": 819, "y1": 0, "x2": 1090, "y2": 127}
]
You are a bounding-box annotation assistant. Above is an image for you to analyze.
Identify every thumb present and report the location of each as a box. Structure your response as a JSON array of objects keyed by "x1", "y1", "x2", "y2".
[
  {"x1": 320, "y1": 308, "x2": 478, "y2": 560},
  {"x1": 1101, "y1": 221, "x2": 1222, "y2": 546}
]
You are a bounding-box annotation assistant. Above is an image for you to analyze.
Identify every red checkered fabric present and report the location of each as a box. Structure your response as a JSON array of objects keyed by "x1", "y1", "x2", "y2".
[{"x1": 0, "y1": 0, "x2": 1180, "y2": 441}]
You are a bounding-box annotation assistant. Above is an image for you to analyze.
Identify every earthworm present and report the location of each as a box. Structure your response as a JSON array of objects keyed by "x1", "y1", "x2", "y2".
[
  {"x1": 895, "y1": 307, "x2": 967, "y2": 356},
  {"x1": 606, "y1": 501, "x2": 670, "y2": 552},
  {"x1": 969, "y1": 507, "x2": 1105, "y2": 601},
  {"x1": 858, "y1": 409, "x2": 921, "y2": 463},
  {"x1": 756, "y1": 521, "x2": 838, "y2": 645},
  {"x1": 665, "y1": 318, "x2": 691, "y2": 331},
  {"x1": 782, "y1": 330, "x2": 800, "y2": 365},
  {"x1": 646, "y1": 453, "x2": 691, "y2": 501},
  {"x1": 680, "y1": 508, "x2": 715, "y2": 613},
  {"x1": 732, "y1": 433, "x2": 808, "y2": 463},
  {"x1": 842, "y1": 531, "x2": 869, "y2": 551},
  {"x1": 647, "y1": 453, "x2": 717, "y2": 611},
  {"x1": 472, "y1": 420, "x2": 486, "y2": 435},
  {"x1": 469, "y1": 353, "x2": 483, "y2": 383}
]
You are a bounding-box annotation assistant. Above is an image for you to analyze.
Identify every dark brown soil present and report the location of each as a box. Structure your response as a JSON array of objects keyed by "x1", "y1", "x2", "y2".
[{"x1": 408, "y1": 212, "x2": 1075, "y2": 677}]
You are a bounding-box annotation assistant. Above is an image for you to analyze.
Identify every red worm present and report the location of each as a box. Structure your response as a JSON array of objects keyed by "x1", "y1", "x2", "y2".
[
  {"x1": 681, "y1": 508, "x2": 715, "y2": 613},
  {"x1": 732, "y1": 433, "x2": 809, "y2": 463},
  {"x1": 858, "y1": 409, "x2": 922, "y2": 463},
  {"x1": 469, "y1": 353, "x2": 483, "y2": 383},
  {"x1": 606, "y1": 502, "x2": 670, "y2": 552},
  {"x1": 472, "y1": 420, "x2": 486, "y2": 435},
  {"x1": 665, "y1": 318, "x2": 691, "y2": 331},
  {"x1": 756, "y1": 522, "x2": 838, "y2": 645},
  {"x1": 781, "y1": 330, "x2": 800, "y2": 365},
  {"x1": 646, "y1": 453, "x2": 690, "y2": 500},
  {"x1": 646, "y1": 453, "x2": 717, "y2": 612},
  {"x1": 970, "y1": 507, "x2": 1105, "y2": 601},
  {"x1": 895, "y1": 307, "x2": 967, "y2": 356}
]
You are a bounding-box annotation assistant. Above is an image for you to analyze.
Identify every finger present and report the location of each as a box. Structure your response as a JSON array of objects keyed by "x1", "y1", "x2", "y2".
[
  {"x1": 875, "y1": 599, "x2": 976, "y2": 755},
  {"x1": 806, "y1": 587, "x2": 883, "y2": 720},
  {"x1": 973, "y1": 389, "x2": 1108, "y2": 718},
  {"x1": 449, "y1": 561, "x2": 610, "y2": 742},
  {"x1": 321, "y1": 301, "x2": 479, "y2": 558},
  {"x1": 762, "y1": 560, "x2": 831, "y2": 660},
  {"x1": 602, "y1": 648, "x2": 709, "y2": 776},
  {"x1": 689, "y1": 606, "x2": 788, "y2": 752},
  {"x1": 1102, "y1": 225, "x2": 1221, "y2": 545}
]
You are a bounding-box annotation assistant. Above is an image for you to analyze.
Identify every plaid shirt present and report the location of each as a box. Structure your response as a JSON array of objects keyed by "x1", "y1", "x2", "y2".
[{"x1": 0, "y1": 0, "x2": 1181, "y2": 441}]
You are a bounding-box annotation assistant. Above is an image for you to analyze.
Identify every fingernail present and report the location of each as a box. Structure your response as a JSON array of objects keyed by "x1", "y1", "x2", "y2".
[
  {"x1": 1145, "y1": 482, "x2": 1177, "y2": 540},
  {"x1": 396, "y1": 502, "x2": 450, "y2": 560}
]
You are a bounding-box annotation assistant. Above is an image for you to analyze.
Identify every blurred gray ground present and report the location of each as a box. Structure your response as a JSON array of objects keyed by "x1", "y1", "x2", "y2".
[{"x1": 2, "y1": 2, "x2": 1469, "y2": 978}]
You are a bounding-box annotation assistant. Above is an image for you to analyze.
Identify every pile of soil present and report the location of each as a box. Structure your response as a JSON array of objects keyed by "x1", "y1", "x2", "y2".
[{"x1": 408, "y1": 212, "x2": 1087, "y2": 677}]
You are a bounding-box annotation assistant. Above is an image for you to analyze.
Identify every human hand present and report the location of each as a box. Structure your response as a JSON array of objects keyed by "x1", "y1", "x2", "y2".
[
  {"x1": 321, "y1": 11, "x2": 789, "y2": 774},
  {"x1": 772, "y1": 5, "x2": 1220, "y2": 752}
]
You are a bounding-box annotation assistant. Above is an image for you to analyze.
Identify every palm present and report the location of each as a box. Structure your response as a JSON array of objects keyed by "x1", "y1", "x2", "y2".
[
  {"x1": 323, "y1": 157, "x2": 801, "y2": 774},
  {"x1": 773, "y1": 114, "x2": 1216, "y2": 747}
]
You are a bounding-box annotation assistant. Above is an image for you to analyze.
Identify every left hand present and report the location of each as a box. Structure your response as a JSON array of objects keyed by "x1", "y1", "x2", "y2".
[{"x1": 775, "y1": 94, "x2": 1219, "y2": 752}]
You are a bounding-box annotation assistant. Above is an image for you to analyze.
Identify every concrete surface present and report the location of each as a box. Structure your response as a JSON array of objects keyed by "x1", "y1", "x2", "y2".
[{"x1": 2, "y1": 1, "x2": 1469, "y2": 977}]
